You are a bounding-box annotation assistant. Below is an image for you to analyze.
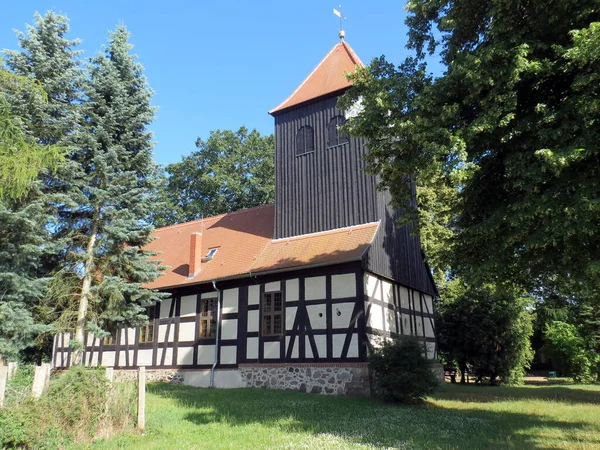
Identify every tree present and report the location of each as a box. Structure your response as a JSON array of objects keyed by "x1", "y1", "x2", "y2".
[
  {"x1": 3, "y1": 11, "x2": 82, "y2": 146},
  {"x1": 154, "y1": 127, "x2": 274, "y2": 226},
  {"x1": 436, "y1": 282, "x2": 534, "y2": 385},
  {"x1": 340, "y1": 1, "x2": 600, "y2": 292},
  {"x1": 53, "y1": 26, "x2": 166, "y2": 364}
]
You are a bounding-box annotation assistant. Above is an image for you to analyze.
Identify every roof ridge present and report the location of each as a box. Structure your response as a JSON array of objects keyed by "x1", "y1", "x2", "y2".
[
  {"x1": 271, "y1": 221, "x2": 380, "y2": 243},
  {"x1": 153, "y1": 204, "x2": 274, "y2": 233}
]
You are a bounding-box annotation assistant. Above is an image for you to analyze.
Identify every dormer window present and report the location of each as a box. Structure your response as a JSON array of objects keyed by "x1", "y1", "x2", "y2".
[
  {"x1": 296, "y1": 125, "x2": 314, "y2": 156},
  {"x1": 201, "y1": 248, "x2": 218, "y2": 263},
  {"x1": 327, "y1": 115, "x2": 349, "y2": 147}
]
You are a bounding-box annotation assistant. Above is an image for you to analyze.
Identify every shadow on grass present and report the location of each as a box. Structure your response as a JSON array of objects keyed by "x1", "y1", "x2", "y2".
[
  {"x1": 148, "y1": 383, "x2": 598, "y2": 450},
  {"x1": 433, "y1": 383, "x2": 600, "y2": 405}
]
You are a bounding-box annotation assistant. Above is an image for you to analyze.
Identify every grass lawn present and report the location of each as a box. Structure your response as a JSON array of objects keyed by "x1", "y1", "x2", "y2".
[{"x1": 82, "y1": 382, "x2": 600, "y2": 450}]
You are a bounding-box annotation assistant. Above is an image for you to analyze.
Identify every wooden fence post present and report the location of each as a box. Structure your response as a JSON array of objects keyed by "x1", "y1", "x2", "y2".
[
  {"x1": 0, "y1": 361, "x2": 8, "y2": 408},
  {"x1": 7, "y1": 362, "x2": 17, "y2": 380},
  {"x1": 137, "y1": 367, "x2": 146, "y2": 433},
  {"x1": 31, "y1": 363, "x2": 51, "y2": 398}
]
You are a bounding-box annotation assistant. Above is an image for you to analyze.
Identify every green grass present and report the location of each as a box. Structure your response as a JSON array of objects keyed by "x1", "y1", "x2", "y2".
[{"x1": 81, "y1": 382, "x2": 600, "y2": 450}]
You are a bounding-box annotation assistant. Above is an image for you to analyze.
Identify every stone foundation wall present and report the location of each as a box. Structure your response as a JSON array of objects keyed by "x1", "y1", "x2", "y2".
[
  {"x1": 109, "y1": 364, "x2": 370, "y2": 396},
  {"x1": 239, "y1": 364, "x2": 370, "y2": 396}
]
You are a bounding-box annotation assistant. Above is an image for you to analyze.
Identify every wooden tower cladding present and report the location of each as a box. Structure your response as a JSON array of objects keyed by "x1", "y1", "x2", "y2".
[{"x1": 270, "y1": 41, "x2": 437, "y2": 295}]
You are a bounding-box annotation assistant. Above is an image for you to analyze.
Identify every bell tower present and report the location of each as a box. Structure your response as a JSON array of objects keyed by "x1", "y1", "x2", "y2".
[{"x1": 270, "y1": 39, "x2": 437, "y2": 295}]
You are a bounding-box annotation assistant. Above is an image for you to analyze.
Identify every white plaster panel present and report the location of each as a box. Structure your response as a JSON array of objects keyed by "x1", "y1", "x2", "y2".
[
  {"x1": 180, "y1": 295, "x2": 196, "y2": 317},
  {"x1": 286, "y1": 307, "x2": 297, "y2": 331},
  {"x1": 331, "y1": 273, "x2": 356, "y2": 299},
  {"x1": 247, "y1": 337, "x2": 259, "y2": 359},
  {"x1": 177, "y1": 347, "x2": 194, "y2": 365},
  {"x1": 286, "y1": 279, "x2": 299, "y2": 301},
  {"x1": 386, "y1": 309, "x2": 398, "y2": 334},
  {"x1": 414, "y1": 293, "x2": 422, "y2": 312},
  {"x1": 102, "y1": 351, "x2": 115, "y2": 367},
  {"x1": 86, "y1": 332, "x2": 95, "y2": 344},
  {"x1": 248, "y1": 285, "x2": 260, "y2": 305},
  {"x1": 401, "y1": 314, "x2": 412, "y2": 335},
  {"x1": 220, "y1": 346, "x2": 237, "y2": 364},
  {"x1": 368, "y1": 303, "x2": 385, "y2": 331},
  {"x1": 201, "y1": 291, "x2": 218, "y2": 299},
  {"x1": 305, "y1": 276, "x2": 326, "y2": 301},
  {"x1": 332, "y1": 302, "x2": 355, "y2": 329},
  {"x1": 55, "y1": 352, "x2": 63, "y2": 368},
  {"x1": 221, "y1": 319, "x2": 238, "y2": 340},
  {"x1": 160, "y1": 297, "x2": 173, "y2": 318},
  {"x1": 178, "y1": 322, "x2": 196, "y2": 342},
  {"x1": 137, "y1": 349, "x2": 153, "y2": 366},
  {"x1": 118, "y1": 349, "x2": 134, "y2": 367},
  {"x1": 264, "y1": 341, "x2": 280, "y2": 359},
  {"x1": 424, "y1": 317, "x2": 435, "y2": 338},
  {"x1": 286, "y1": 336, "x2": 299, "y2": 359},
  {"x1": 416, "y1": 318, "x2": 425, "y2": 337},
  {"x1": 158, "y1": 324, "x2": 175, "y2": 343},
  {"x1": 423, "y1": 295, "x2": 434, "y2": 315},
  {"x1": 157, "y1": 347, "x2": 173, "y2": 366},
  {"x1": 426, "y1": 342, "x2": 436, "y2": 360},
  {"x1": 197, "y1": 345, "x2": 215, "y2": 365},
  {"x1": 307, "y1": 304, "x2": 327, "y2": 329},
  {"x1": 62, "y1": 332, "x2": 71, "y2": 347},
  {"x1": 89, "y1": 350, "x2": 99, "y2": 367},
  {"x1": 264, "y1": 281, "x2": 281, "y2": 293},
  {"x1": 247, "y1": 310, "x2": 259, "y2": 333},
  {"x1": 332, "y1": 333, "x2": 359, "y2": 358},
  {"x1": 305, "y1": 335, "x2": 326, "y2": 359},
  {"x1": 222, "y1": 288, "x2": 239, "y2": 314},
  {"x1": 365, "y1": 273, "x2": 382, "y2": 301},
  {"x1": 399, "y1": 287, "x2": 410, "y2": 309},
  {"x1": 382, "y1": 280, "x2": 394, "y2": 305},
  {"x1": 119, "y1": 328, "x2": 136, "y2": 346}
]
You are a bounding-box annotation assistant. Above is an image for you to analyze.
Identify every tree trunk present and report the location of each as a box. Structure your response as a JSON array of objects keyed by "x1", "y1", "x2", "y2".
[
  {"x1": 459, "y1": 361, "x2": 467, "y2": 384},
  {"x1": 72, "y1": 214, "x2": 99, "y2": 366}
]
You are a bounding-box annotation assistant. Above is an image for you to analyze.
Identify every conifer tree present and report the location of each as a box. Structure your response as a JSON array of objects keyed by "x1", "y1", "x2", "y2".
[{"x1": 54, "y1": 26, "x2": 165, "y2": 364}]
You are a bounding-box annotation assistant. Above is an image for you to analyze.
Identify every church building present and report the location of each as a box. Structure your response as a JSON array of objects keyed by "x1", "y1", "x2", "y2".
[{"x1": 52, "y1": 36, "x2": 438, "y2": 395}]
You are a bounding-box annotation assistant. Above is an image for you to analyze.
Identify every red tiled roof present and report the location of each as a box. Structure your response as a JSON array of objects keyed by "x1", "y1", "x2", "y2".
[
  {"x1": 269, "y1": 41, "x2": 364, "y2": 114},
  {"x1": 250, "y1": 222, "x2": 379, "y2": 274},
  {"x1": 144, "y1": 204, "x2": 379, "y2": 290}
]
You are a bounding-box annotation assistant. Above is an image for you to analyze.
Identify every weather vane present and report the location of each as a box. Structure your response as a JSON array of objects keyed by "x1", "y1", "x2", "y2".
[{"x1": 333, "y1": 5, "x2": 346, "y2": 40}]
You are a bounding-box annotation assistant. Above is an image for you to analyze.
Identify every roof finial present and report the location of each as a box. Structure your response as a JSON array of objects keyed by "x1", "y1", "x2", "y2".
[{"x1": 333, "y1": 6, "x2": 346, "y2": 41}]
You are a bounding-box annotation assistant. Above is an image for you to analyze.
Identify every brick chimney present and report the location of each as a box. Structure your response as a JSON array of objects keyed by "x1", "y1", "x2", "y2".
[{"x1": 189, "y1": 232, "x2": 202, "y2": 277}]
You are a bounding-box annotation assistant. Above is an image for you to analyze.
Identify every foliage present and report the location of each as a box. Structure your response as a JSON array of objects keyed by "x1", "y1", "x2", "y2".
[
  {"x1": 0, "y1": 71, "x2": 64, "y2": 200},
  {"x1": 47, "y1": 26, "x2": 168, "y2": 359},
  {"x1": 339, "y1": 1, "x2": 600, "y2": 294},
  {"x1": 84, "y1": 383, "x2": 600, "y2": 450},
  {"x1": 436, "y1": 282, "x2": 534, "y2": 385},
  {"x1": 368, "y1": 336, "x2": 439, "y2": 403},
  {"x1": 0, "y1": 366, "x2": 137, "y2": 449},
  {"x1": 154, "y1": 127, "x2": 274, "y2": 226},
  {"x1": 544, "y1": 321, "x2": 599, "y2": 383}
]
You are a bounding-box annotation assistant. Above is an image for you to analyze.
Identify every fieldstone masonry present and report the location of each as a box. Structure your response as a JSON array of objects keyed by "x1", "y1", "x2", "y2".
[{"x1": 239, "y1": 364, "x2": 370, "y2": 396}]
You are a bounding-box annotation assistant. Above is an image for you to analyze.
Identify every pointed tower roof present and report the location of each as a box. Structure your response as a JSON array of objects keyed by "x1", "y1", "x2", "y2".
[{"x1": 269, "y1": 41, "x2": 364, "y2": 115}]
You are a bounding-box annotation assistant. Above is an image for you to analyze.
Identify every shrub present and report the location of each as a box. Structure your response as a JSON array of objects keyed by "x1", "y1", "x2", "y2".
[
  {"x1": 0, "y1": 366, "x2": 137, "y2": 449},
  {"x1": 369, "y1": 336, "x2": 439, "y2": 403},
  {"x1": 544, "y1": 321, "x2": 599, "y2": 383}
]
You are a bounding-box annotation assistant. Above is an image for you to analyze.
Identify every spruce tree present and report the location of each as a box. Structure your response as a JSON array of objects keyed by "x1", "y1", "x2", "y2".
[
  {"x1": 55, "y1": 26, "x2": 165, "y2": 364},
  {"x1": 3, "y1": 11, "x2": 82, "y2": 145}
]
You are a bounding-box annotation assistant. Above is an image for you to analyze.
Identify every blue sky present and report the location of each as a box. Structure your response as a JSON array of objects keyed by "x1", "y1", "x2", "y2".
[{"x1": 1, "y1": 1, "x2": 441, "y2": 166}]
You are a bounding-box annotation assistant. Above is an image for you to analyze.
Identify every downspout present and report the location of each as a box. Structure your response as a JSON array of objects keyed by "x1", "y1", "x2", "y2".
[{"x1": 209, "y1": 280, "x2": 222, "y2": 388}]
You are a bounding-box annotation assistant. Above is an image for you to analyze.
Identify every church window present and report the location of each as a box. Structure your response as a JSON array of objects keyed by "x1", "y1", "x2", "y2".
[
  {"x1": 139, "y1": 305, "x2": 156, "y2": 343},
  {"x1": 296, "y1": 125, "x2": 314, "y2": 155},
  {"x1": 327, "y1": 115, "x2": 349, "y2": 147},
  {"x1": 199, "y1": 297, "x2": 218, "y2": 338},
  {"x1": 262, "y1": 291, "x2": 283, "y2": 336}
]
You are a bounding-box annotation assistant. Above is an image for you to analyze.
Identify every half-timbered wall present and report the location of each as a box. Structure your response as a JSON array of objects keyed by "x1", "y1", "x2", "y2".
[
  {"x1": 53, "y1": 265, "x2": 366, "y2": 370},
  {"x1": 363, "y1": 271, "x2": 437, "y2": 360}
]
